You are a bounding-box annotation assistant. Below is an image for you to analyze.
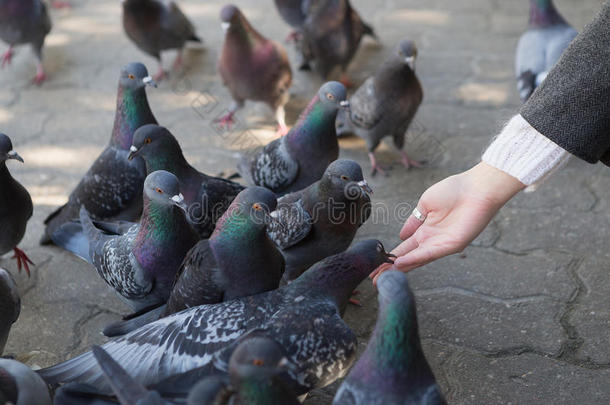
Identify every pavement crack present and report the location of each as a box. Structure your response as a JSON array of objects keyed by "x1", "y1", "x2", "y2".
[{"x1": 415, "y1": 287, "x2": 555, "y2": 305}]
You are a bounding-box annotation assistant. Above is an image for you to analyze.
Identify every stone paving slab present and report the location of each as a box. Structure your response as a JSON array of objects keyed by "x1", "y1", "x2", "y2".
[{"x1": 0, "y1": 0, "x2": 608, "y2": 404}]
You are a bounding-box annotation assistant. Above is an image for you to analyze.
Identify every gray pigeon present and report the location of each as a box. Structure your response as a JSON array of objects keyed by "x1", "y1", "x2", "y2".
[
  {"x1": 217, "y1": 4, "x2": 293, "y2": 135},
  {"x1": 0, "y1": 268, "x2": 19, "y2": 355},
  {"x1": 274, "y1": 0, "x2": 311, "y2": 42},
  {"x1": 0, "y1": 358, "x2": 51, "y2": 405},
  {"x1": 266, "y1": 159, "x2": 372, "y2": 283},
  {"x1": 38, "y1": 240, "x2": 395, "y2": 396},
  {"x1": 237, "y1": 81, "x2": 348, "y2": 196},
  {"x1": 51, "y1": 170, "x2": 199, "y2": 313},
  {"x1": 122, "y1": 0, "x2": 201, "y2": 81},
  {"x1": 333, "y1": 270, "x2": 446, "y2": 405},
  {"x1": 128, "y1": 124, "x2": 245, "y2": 239},
  {"x1": 0, "y1": 0, "x2": 51, "y2": 84},
  {"x1": 336, "y1": 39, "x2": 423, "y2": 176},
  {"x1": 515, "y1": 0, "x2": 577, "y2": 102},
  {"x1": 300, "y1": 0, "x2": 376, "y2": 84},
  {"x1": 189, "y1": 336, "x2": 300, "y2": 405},
  {"x1": 0, "y1": 134, "x2": 33, "y2": 275},
  {"x1": 41, "y1": 63, "x2": 157, "y2": 246},
  {"x1": 102, "y1": 186, "x2": 284, "y2": 337}
]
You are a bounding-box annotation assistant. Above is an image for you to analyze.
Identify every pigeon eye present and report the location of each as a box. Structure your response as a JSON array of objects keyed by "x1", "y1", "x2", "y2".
[
  {"x1": 326, "y1": 93, "x2": 335, "y2": 100},
  {"x1": 155, "y1": 188, "x2": 164, "y2": 194},
  {"x1": 341, "y1": 175, "x2": 349, "y2": 181},
  {"x1": 128, "y1": 74, "x2": 135, "y2": 80},
  {"x1": 145, "y1": 138, "x2": 152, "y2": 144},
  {"x1": 252, "y1": 359, "x2": 264, "y2": 366},
  {"x1": 252, "y1": 203, "x2": 263, "y2": 211}
]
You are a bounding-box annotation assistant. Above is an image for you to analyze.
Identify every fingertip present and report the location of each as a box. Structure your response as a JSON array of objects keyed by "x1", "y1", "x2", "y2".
[{"x1": 399, "y1": 216, "x2": 424, "y2": 240}]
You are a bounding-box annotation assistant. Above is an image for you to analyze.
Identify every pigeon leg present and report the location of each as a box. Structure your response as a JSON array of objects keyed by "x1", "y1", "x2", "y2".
[
  {"x1": 154, "y1": 58, "x2": 166, "y2": 82},
  {"x1": 285, "y1": 30, "x2": 301, "y2": 44},
  {"x1": 214, "y1": 101, "x2": 242, "y2": 131},
  {"x1": 369, "y1": 152, "x2": 389, "y2": 177},
  {"x1": 399, "y1": 150, "x2": 425, "y2": 169},
  {"x1": 275, "y1": 106, "x2": 289, "y2": 136},
  {"x1": 349, "y1": 290, "x2": 362, "y2": 307},
  {"x1": 172, "y1": 49, "x2": 184, "y2": 71},
  {"x1": 12, "y1": 247, "x2": 34, "y2": 277},
  {"x1": 51, "y1": 1, "x2": 71, "y2": 8},
  {"x1": 33, "y1": 62, "x2": 46, "y2": 85},
  {"x1": 339, "y1": 73, "x2": 354, "y2": 89},
  {"x1": 1, "y1": 46, "x2": 13, "y2": 68}
]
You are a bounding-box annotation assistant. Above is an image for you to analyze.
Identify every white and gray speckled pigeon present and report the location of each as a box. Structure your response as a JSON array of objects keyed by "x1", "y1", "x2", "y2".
[
  {"x1": 266, "y1": 159, "x2": 372, "y2": 283},
  {"x1": 237, "y1": 81, "x2": 347, "y2": 196},
  {"x1": 216, "y1": 4, "x2": 293, "y2": 135},
  {"x1": 128, "y1": 124, "x2": 245, "y2": 239},
  {"x1": 102, "y1": 186, "x2": 284, "y2": 337},
  {"x1": 335, "y1": 39, "x2": 424, "y2": 176},
  {"x1": 51, "y1": 170, "x2": 199, "y2": 314},
  {"x1": 0, "y1": 0, "x2": 51, "y2": 84},
  {"x1": 41, "y1": 63, "x2": 157, "y2": 246},
  {"x1": 515, "y1": 0, "x2": 577, "y2": 102},
  {"x1": 0, "y1": 358, "x2": 51, "y2": 405},
  {"x1": 0, "y1": 268, "x2": 19, "y2": 355},
  {"x1": 0, "y1": 134, "x2": 34, "y2": 275},
  {"x1": 333, "y1": 270, "x2": 446, "y2": 405},
  {"x1": 38, "y1": 240, "x2": 395, "y2": 396},
  {"x1": 122, "y1": 0, "x2": 201, "y2": 81}
]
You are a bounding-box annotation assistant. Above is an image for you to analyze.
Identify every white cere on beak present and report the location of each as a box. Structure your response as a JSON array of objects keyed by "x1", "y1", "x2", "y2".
[
  {"x1": 143, "y1": 76, "x2": 154, "y2": 85},
  {"x1": 221, "y1": 22, "x2": 231, "y2": 32},
  {"x1": 340, "y1": 100, "x2": 350, "y2": 107},
  {"x1": 405, "y1": 56, "x2": 416, "y2": 69},
  {"x1": 130, "y1": 145, "x2": 138, "y2": 153},
  {"x1": 171, "y1": 194, "x2": 185, "y2": 204}
]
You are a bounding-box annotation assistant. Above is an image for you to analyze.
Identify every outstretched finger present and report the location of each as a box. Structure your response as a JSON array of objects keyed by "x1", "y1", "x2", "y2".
[
  {"x1": 393, "y1": 244, "x2": 437, "y2": 270},
  {"x1": 399, "y1": 206, "x2": 427, "y2": 240}
]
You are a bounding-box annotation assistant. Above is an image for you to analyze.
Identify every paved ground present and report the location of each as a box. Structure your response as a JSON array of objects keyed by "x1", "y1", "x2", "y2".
[{"x1": 1, "y1": 0, "x2": 609, "y2": 403}]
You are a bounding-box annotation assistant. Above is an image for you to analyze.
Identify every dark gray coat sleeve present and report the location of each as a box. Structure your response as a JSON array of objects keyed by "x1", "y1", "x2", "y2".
[{"x1": 520, "y1": 2, "x2": 610, "y2": 165}]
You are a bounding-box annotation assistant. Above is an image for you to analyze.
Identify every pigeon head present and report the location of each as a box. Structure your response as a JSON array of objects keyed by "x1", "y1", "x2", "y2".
[
  {"x1": 119, "y1": 62, "x2": 157, "y2": 90},
  {"x1": 219, "y1": 187, "x2": 277, "y2": 232},
  {"x1": 377, "y1": 269, "x2": 414, "y2": 307},
  {"x1": 220, "y1": 4, "x2": 242, "y2": 32},
  {"x1": 228, "y1": 336, "x2": 292, "y2": 381},
  {"x1": 320, "y1": 159, "x2": 372, "y2": 200},
  {"x1": 395, "y1": 39, "x2": 418, "y2": 70},
  {"x1": 128, "y1": 125, "x2": 184, "y2": 172},
  {"x1": 317, "y1": 81, "x2": 349, "y2": 111},
  {"x1": 143, "y1": 170, "x2": 186, "y2": 211},
  {"x1": 0, "y1": 134, "x2": 24, "y2": 164}
]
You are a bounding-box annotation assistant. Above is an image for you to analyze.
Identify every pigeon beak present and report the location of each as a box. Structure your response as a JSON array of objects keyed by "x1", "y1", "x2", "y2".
[
  {"x1": 357, "y1": 180, "x2": 373, "y2": 195},
  {"x1": 405, "y1": 56, "x2": 416, "y2": 70},
  {"x1": 7, "y1": 150, "x2": 24, "y2": 163},
  {"x1": 142, "y1": 76, "x2": 157, "y2": 88},
  {"x1": 221, "y1": 22, "x2": 231, "y2": 33},
  {"x1": 384, "y1": 252, "x2": 397, "y2": 264},
  {"x1": 171, "y1": 193, "x2": 187, "y2": 211},
  {"x1": 277, "y1": 356, "x2": 297, "y2": 373},
  {"x1": 127, "y1": 145, "x2": 138, "y2": 161},
  {"x1": 339, "y1": 100, "x2": 350, "y2": 111}
]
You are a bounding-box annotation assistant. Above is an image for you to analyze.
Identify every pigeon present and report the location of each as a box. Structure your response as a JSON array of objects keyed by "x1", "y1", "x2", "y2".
[
  {"x1": 336, "y1": 39, "x2": 424, "y2": 176},
  {"x1": 216, "y1": 4, "x2": 293, "y2": 135},
  {"x1": 52, "y1": 170, "x2": 199, "y2": 313},
  {"x1": 122, "y1": 0, "x2": 202, "y2": 81},
  {"x1": 0, "y1": 0, "x2": 51, "y2": 84},
  {"x1": 0, "y1": 358, "x2": 52, "y2": 405},
  {"x1": 274, "y1": 0, "x2": 310, "y2": 43},
  {"x1": 128, "y1": 124, "x2": 245, "y2": 239},
  {"x1": 515, "y1": 0, "x2": 577, "y2": 102},
  {"x1": 0, "y1": 134, "x2": 34, "y2": 275},
  {"x1": 300, "y1": 0, "x2": 376, "y2": 85},
  {"x1": 266, "y1": 159, "x2": 372, "y2": 283},
  {"x1": 102, "y1": 186, "x2": 284, "y2": 337},
  {"x1": 237, "y1": 81, "x2": 347, "y2": 196},
  {"x1": 41, "y1": 63, "x2": 157, "y2": 246},
  {"x1": 333, "y1": 270, "x2": 446, "y2": 405},
  {"x1": 0, "y1": 268, "x2": 19, "y2": 355},
  {"x1": 38, "y1": 240, "x2": 395, "y2": 395},
  {"x1": 188, "y1": 336, "x2": 300, "y2": 405}
]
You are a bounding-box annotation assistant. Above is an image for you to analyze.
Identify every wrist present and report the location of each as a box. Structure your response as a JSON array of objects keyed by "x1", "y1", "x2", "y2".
[{"x1": 465, "y1": 162, "x2": 525, "y2": 208}]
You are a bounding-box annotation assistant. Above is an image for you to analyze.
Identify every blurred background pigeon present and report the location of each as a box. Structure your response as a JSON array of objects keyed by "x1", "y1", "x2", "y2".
[
  {"x1": 122, "y1": 0, "x2": 201, "y2": 81},
  {"x1": 336, "y1": 39, "x2": 423, "y2": 176},
  {"x1": 516, "y1": 0, "x2": 577, "y2": 102},
  {"x1": 0, "y1": 134, "x2": 34, "y2": 275},
  {"x1": 41, "y1": 63, "x2": 157, "y2": 246},
  {"x1": 237, "y1": 81, "x2": 347, "y2": 196},
  {"x1": 0, "y1": 268, "x2": 19, "y2": 355},
  {"x1": 0, "y1": 0, "x2": 51, "y2": 84},
  {"x1": 333, "y1": 270, "x2": 446, "y2": 405},
  {"x1": 274, "y1": 0, "x2": 311, "y2": 43},
  {"x1": 217, "y1": 4, "x2": 293, "y2": 135}
]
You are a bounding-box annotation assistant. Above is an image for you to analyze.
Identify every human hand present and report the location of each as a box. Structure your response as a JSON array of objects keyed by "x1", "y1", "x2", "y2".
[{"x1": 371, "y1": 162, "x2": 525, "y2": 283}]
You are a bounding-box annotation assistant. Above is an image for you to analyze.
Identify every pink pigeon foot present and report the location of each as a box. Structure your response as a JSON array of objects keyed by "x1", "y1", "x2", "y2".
[
  {"x1": 339, "y1": 73, "x2": 354, "y2": 89},
  {"x1": 214, "y1": 111, "x2": 236, "y2": 131},
  {"x1": 33, "y1": 64, "x2": 46, "y2": 85},
  {"x1": 369, "y1": 153, "x2": 390, "y2": 177},
  {"x1": 51, "y1": 1, "x2": 71, "y2": 8},
  {"x1": 1, "y1": 47, "x2": 14, "y2": 68},
  {"x1": 12, "y1": 247, "x2": 34, "y2": 277},
  {"x1": 285, "y1": 31, "x2": 301, "y2": 44},
  {"x1": 275, "y1": 124, "x2": 289, "y2": 137},
  {"x1": 399, "y1": 150, "x2": 425, "y2": 169}
]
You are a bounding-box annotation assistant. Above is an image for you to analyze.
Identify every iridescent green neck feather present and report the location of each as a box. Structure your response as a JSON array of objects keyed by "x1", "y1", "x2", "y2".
[{"x1": 111, "y1": 86, "x2": 156, "y2": 150}]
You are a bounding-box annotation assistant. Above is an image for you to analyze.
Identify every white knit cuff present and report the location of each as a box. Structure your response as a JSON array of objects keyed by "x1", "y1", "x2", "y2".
[{"x1": 482, "y1": 114, "x2": 571, "y2": 190}]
